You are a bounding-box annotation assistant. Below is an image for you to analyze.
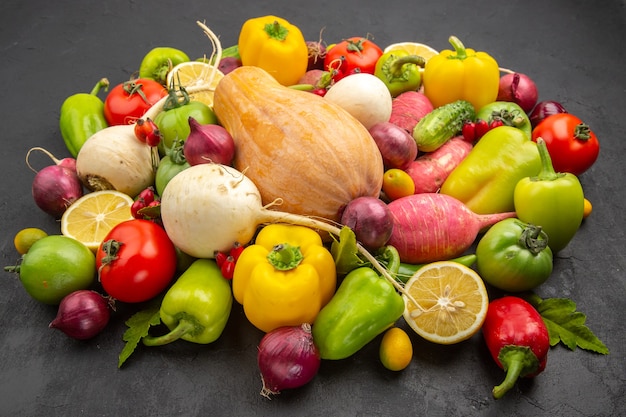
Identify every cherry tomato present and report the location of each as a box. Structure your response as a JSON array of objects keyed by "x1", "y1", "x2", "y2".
[
  {"x1": 323, "y1": 37, "x2": 383, "y2": 81},
  {"x1": 531, "y1": 113, "x2": 600, "y2": 176},
  {"x1": 103, "y1": 78, "x2": 167, "y2": 126},
  {"x1": 96, "y1": 219, "x2": 177, "y2": 303},
  {"x1": 382, "y1": 168, "x2": 415, "y2": 201}
]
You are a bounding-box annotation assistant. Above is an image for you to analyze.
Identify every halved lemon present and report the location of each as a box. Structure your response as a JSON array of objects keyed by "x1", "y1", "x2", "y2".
[
  {"x1": 61, "y1": 190, "x2": 134, "y2": 252},
  {"x1": 166, "y1": 61, "x2": 224, "y2": 107},
  {"x1": 383, "y1": 42, "x2": 439, "y2": 63},
  {"x1": 402, "y1": 261, "x2": 488, "y2": 345}
]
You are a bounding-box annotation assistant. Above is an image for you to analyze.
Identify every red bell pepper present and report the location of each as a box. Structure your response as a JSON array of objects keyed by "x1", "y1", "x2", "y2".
[{"x1": 482, "y1": 296, "x2": 550, "y2": 399}]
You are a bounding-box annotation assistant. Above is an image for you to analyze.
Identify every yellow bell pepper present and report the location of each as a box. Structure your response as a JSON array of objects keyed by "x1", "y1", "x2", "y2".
[
  {"x1": 232, "y1": 224, "x2": 337, "y2": 333},
  {"x1": 423, "y1": 36, "x2": 500, "y2": 111},
  {"x1": 238, "y1": 15, "x2": 309, "y2": 86}
]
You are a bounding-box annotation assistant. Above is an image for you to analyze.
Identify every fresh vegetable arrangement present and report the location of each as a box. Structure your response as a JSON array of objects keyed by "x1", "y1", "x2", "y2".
[{"x1": 5, "y1": 16, "x2": 611, "y2": 403}]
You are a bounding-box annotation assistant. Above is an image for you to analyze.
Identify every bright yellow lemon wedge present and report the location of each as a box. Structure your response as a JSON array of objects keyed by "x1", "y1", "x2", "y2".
[
  {"x1": 402, "y1": 261, "x2": 488, "y2": 344},
  {"x1": 60, "y1": 190, "x2": 134, "y2": 252},
  {"x1": 383, "y1": 42, "x2": 439, "y2": 63},
  {"x1": 166, "y1": 61, "x2": 224, "y2": 108}
]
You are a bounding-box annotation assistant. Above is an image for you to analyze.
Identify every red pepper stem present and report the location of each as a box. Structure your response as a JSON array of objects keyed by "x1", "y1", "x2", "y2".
[
  {"x1": 142, "y1": 319, "x2": 195, "y2": 346},
  {"x1": 267, "y1": 243, "x2": 304, "y2": 271},
  {"x1": 533, "y1": 138, "x2": 564, "y2": 181},
  {"x1": 89, "y1": 78, "x2": 110, "y2": 96},
  {"x1": 449, "y1": 36, "x2": 467, "y2": 60}
]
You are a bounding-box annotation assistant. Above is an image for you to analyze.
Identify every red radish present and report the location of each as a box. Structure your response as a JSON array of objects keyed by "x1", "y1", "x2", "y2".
[
  {"x1": 389, "y1": 91, "x2": 434, "y2": 133},
  {"x1": 386, "y1": 193, "x2": 516, "y2": 263},
  {"x1": 405, "y1": 136, "x2": 472, "y2": 194}
]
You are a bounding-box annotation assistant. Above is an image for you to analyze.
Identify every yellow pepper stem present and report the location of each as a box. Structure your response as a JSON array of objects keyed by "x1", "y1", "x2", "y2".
[
  {"x1": 448, "y1": 35, "x2": 468, "y2": 60},
  {"x1": 264, "y1": 20, "x2": 289, "y2": 41},
  {"x1": 267, "y1": 243, "x2": 304, "y2": 271}
]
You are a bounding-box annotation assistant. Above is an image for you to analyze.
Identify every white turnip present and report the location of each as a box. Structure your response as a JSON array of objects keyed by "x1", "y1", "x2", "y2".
[
  {"x1": 324, "y1": 73, "x2": 392, "y2": 129},
  {"x1": 386, "y1": 193, "x2": 517, "y2": 264}
]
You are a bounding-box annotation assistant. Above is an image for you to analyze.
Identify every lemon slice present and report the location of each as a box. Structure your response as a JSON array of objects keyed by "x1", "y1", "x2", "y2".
[
  {"x1": 402, "y1": 261, "x2": 488, "y2": 345},
  {"x1": 61, "y1": 190, "x2": 134, "y2": 252},
  {"x1": 383, "y1": 42, "x2": 439, "y2": 63},
  {"x1": 166, "y1": 61, "x2": 224, "y2": 107}
]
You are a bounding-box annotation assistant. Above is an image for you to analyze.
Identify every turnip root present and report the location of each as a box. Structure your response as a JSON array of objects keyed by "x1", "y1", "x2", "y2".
[
  {"x1": 405, "y1": 136, "x2": 472, "y2": 194},
  {"x1": 386, "y1": 193, "x2": 516, "y2": 264},
  {"x1": 324, "y1": 73, "x2": 392, "y2": 129},
  {"x1": 160, "y1": 164, "x2": 406, "y2": 294},
  {"x1": 389, "y1": 91, "x2": 434, "y2": 133}
]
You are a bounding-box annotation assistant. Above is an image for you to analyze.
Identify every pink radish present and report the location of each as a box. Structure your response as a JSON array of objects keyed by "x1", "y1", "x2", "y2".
[{"x1": 387, "y1": 193, "x2": 516, "y2": 263}]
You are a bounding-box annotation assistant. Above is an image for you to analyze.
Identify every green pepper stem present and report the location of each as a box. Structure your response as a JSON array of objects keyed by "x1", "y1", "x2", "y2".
[
  {"x1": 89, "y1": 78, "x2": 110, "y2": 95},
  {"x1": 493, "y1": 345, "x2": 540, "y2": 399},
  {"x1": 388, "y1": 55, "x2": 426, "y2": 76},
  {"x1": 449, "y1": 36, "x2": 467, "y2": 60},
  {"x1": 267, "y1": 243, "x2": 304, "y2": 271},
  {"x1": 142, "y1": 319, "x2": 195, "y2": 346},
  {"x1": 533, "y1": 138, "x2": 564, "y2": 181}
]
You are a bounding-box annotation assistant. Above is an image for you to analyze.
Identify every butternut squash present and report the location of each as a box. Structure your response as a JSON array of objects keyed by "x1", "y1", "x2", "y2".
[{"x1": 212, "y1": 66, "x2": 384, "y2": 222}]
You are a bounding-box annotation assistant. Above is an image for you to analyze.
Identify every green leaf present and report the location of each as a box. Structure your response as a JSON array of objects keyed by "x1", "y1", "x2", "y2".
[
  {"x1": 118, "y1": 304, "x2": 162, "y2": 368},
  {"x1": 526, "y1": 294, "x2": 609, "y2": 355},
  {"x1": 330, "y1": 226, "x2": 366, "y2": 275}
]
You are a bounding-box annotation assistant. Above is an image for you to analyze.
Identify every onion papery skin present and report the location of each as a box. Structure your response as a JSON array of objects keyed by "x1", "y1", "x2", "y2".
[{"x1": 257, "y1": 323, "x2": 321, "y2": 398}]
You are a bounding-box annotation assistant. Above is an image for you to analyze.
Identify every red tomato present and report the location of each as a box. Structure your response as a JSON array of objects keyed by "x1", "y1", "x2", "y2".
[
  {"x1": 104, "y1": 78, "x2": 167, "y2": 126},
  {"x1": 324, "y1": 37, "x2": 383, "y2": 81},
  {"x1": 531, "y1": 113, "x2": 600, "y2": 176},
  {"x1": 96, "y1": 219, "x2": 177, "y2": 303}
]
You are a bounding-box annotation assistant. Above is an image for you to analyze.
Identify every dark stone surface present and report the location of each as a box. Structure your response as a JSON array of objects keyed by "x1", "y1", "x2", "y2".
[{"x1": 1, "y1": 1, "x2": 624, "y2": 416}]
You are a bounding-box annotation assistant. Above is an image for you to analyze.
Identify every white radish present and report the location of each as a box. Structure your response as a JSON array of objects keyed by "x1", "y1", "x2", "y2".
[
  {"x1": 159, "y1": 163, "x2": 405, "y2": 293},
  {"x1": 75, "y1": 21, "x2": 222, "y2": 197},
  {"x1": 324, "y1": 73, "x2": 393, "y2": 129}
]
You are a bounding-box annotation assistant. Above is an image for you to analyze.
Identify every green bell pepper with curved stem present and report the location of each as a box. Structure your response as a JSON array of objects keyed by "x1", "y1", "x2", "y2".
[
  {"x1": 374, "y1": 50, "x2": 425, "y2": 97},
  {"x1": 476, "y1": 101, "x2": 532, "y2": 139},
  {"x1": 312, "y1": 266, "x2": 404, "y2": 360},
  {"x1": 514, "y1": 138, "x2": 585, "y2": 253},
  {"x1": 59, "y1": 78, "x2": 109, "y2": 157},
  {"x1": 441, "y1": 125, "x2": 541, "y2": 215},
  {"x1": 142, "y1": 259, "x2": 232, "y2": 346},
  {"x1": 476, "y1": 218, "x2": 553, "y2": 292},
  {"x1": 139, "y1": 47, "x2": 190, "y2": 86}
]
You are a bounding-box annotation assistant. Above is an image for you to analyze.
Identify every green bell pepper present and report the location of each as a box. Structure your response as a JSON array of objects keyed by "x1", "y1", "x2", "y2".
[
  {"x1": 154, "y1": 87, "x2": 218, "y2": 155},
  {"x1": 142, "y1": 259, "x2": 232, "y2": 346},
  {"x1": 440, "y1": 126, "x2": 541, "y2": 214},
  {"x1": 138, "y1": 46, "x2": 190, "y2": 86},
  {"x1": 476, "y1": 101, "x2": 532, "y2": 139},
  {"x1": 59, "y1": 78, "x2": 109, "y2": 157},
  {"x1": 514, "y1": 138, "x2": 585, "y2": 253},
  {"x1": 312, "y1": 266, "x2": 405, "y2": 360},
  {"x1": 476, "y1": 218, "x2": 553, "y2": 292},
  {"x1": 155, "y1": 138, "x2": 190, "y2": 196},
  {"x1": 374, "y1": 50, "x2": 425, "y2": 97}
]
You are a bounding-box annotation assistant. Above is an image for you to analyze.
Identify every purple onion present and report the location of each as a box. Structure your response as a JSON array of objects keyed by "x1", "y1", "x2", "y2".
[
  {"x1": 529, "y1": 100, "x2": 568, "y2": 129},
  {"x1": 497, "y1": 72, "x2": 539, "y2": 113},
  {"x1": 257, "y1": 323, "x2": 321, "y2": 398},
  {"x1": 369, "y1": 122, "x2": 418, "y2": 170},
  {"x1": 32, "y1": 165, "x2": 83, "y2": 218},
  {"x1": 341, "y1": 196, "x2": 394, "y2": 251},
  {"x1": 183, "y1": 117, "x2": 235, "y2": 166},
  {"x1": 49, "y1": 290, "x2": 112, "y2": 340}
]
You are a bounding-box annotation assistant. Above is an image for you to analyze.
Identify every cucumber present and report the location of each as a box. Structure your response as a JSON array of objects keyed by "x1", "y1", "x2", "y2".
[{"x1": 412, "y1": 99, "x2": 475, "y2": 152}]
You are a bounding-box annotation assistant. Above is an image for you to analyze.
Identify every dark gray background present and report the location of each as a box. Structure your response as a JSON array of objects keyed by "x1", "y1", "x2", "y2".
[{"x1": 1, "y1": 1, "x2": 624, "y2": 416}]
